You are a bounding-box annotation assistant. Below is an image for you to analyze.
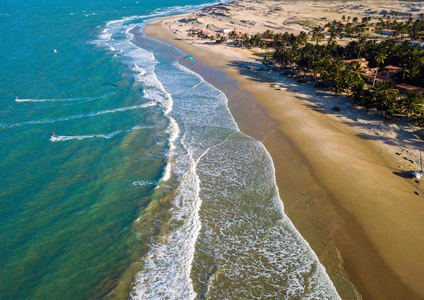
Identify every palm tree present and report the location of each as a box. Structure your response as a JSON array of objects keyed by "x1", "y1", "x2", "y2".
[
  {"x1": 351, "y1": 81, "x2": 366, "y2": 106},
  {"x1": 331, "y1": 62, "x2": 349, "y2": 94},
  {"x1": 350, "y1": 61, "x2": 366, "y2": 81},
  {"x1": 381, "y1": 97, "x2": 401, "y2": 119},
  {"x1": 406, "y1": 67, "x2": 420, "y2": 84},
  {"x1": 376, "y1": 50, "x2": 387, "y2": 67},
  {"x1": 373, "y1": 82, "x2": 399, "y2": 117},
  {"x1": 311, "y1": 28, "x2": 324, "y2": 45},
  {"x1": 263, "y1": 29, "x2": 274, "y2": 39},
  {"x1": 228, "y1": 30, "x2": 237, "y2": 39},
  {"x1": 298, "y1": 31, "x2": 309, "y2": 45},
  {"x1": 373, "y1": 50, "x2": 387, "y2": 86},
  {"x1": 401, "y1": 91, "x2": 424, "y2": 117},
  {"x1": 363, "y1": 88, "x2": 376, "y2": 112},
  {"x1": 357, "y1": 37, "x2": 366, "y2": 59},
  {"x1": 414, "y1": 111, "x2": 424, "y2": 127}
]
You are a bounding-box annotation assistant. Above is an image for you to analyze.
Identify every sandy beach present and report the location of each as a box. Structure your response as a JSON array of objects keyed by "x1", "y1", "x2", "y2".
[{"x1": 143, "y1": 1, "x2": 424, "y2": 299}]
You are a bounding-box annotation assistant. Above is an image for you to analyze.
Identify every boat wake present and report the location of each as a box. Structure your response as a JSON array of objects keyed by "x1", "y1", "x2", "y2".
[
  {"x1": 1, "y1": 102, "x2": 155, "y2": 128},
  {"x1": 50, "y1": 130, "x2": 122, "y2": 142},
  {"x1": 15, "y1": 94, "x2": 113, "y2": 103}
]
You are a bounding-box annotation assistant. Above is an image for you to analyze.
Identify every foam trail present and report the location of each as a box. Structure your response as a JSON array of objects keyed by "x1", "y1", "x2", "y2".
[
  {"x1": 132, "y1": 180, "x2": 157, "y2": 186},
  {"x1": 50, "y1": 130, "x2": 122, "y2": 142},
  {"x1": 129, "y1": 125, "x2": 155, "y2": 131},
  {"x1": 15, "y1": 94, "x2": 113, "y2": 103},
  {"x1": 1, "y1": 101, "x2": 155, "y2": 128}
]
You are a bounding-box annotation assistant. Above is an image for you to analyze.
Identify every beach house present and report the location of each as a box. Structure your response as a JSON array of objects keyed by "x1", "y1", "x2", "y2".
[
  {"x1": 263, "y1": 39, "x2": 275, "y2": 47},
  {"x1": 220, "y1": 28, "x2": 232, "y2": 33},
  {"x1": 409, "y1": 40, "x2": 424, "y2": 47},
  {"x1": 397, "y1": 83, "x2": 424, "y2": 94},
  {"x1": 342, "y1": 58, "x2": 369, "y2": 68},
  {"x1": 380, "y1": 29, "x2": 396, "y2": 36},
  {"x1": 380, "y1": 65, "x2": 403, "y2": 79},
  {"x1": 200, "y1": 30, "x2": 214, "y2": 38}
]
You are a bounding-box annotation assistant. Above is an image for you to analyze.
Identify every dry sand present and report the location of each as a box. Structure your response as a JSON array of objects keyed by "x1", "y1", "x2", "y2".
[{"x1": 143, "y1": 1, "x2": 424, "y2": 299}]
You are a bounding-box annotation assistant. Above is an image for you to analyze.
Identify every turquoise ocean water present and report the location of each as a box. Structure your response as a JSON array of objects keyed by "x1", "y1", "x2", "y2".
[{"x1": 0, "y1": 0, "x2": 340, "y2": 298}]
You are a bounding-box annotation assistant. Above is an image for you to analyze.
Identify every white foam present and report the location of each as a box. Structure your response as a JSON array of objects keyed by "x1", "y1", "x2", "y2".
[
  {"x1": 50, "y1": 130, "x2": 122, "y2": 142},
  {"x1": 2, "y1": 102, "x2": 155, "y2": 128},
  {"x1": 162, "y1": 117, "x2": 179, "y2": 182},
  {"x1": 129, "y1": 125, "x2": 154, "y2": 131},
  {"x1": 131, "y1": 138, "x2": 212, "y2": 299},
  {"x1": 15, "y1": 94, "x2": 112, "y2": 103},
  {"x1": 132, "y1": 180, "x2": 157, "y2": 186},
  {"x1": 132, "y1": 63, "x2": 145, "y2": 76}
]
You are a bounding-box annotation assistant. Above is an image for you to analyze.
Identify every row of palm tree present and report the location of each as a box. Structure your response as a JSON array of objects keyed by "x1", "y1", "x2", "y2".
[
  {"x1": 269, "y1": 31, "x2": 424, "y2": 123},
  {"x1": 218, "y1": 16, "x2": 424, "y2": 124}
]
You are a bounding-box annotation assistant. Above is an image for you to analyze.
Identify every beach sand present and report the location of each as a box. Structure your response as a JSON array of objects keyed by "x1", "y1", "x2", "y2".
[{"x1": 143, "y1": 2, "x2": 424, "y2": 299}]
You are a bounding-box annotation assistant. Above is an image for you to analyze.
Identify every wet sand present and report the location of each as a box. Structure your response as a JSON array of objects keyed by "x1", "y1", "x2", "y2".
[{"x1": 144, "y1": 17, "x2": 424, "y2": 300}]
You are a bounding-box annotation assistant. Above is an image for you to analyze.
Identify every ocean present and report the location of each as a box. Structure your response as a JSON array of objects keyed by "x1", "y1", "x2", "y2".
[{"x1": 0, "y1": 0, "x2": 340, "y2": 298}]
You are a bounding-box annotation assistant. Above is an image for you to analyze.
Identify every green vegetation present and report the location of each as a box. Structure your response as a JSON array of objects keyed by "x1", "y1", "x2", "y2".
[
  {"x1": 229, "y1": 15, "x2": 424, "y2": 123},
  {"x1": 189, "y1": 12, "x2": 424, "y2": 123}
]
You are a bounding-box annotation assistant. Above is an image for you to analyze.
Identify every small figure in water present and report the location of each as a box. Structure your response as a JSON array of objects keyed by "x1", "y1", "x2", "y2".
[{"x1": 52, "y1": 132, "x2": 55, "y2": 137}]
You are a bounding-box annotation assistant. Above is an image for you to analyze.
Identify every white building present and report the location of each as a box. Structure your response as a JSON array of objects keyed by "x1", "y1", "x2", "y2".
[{"x1": 220, "y1": 28, "x2": 232, "y2": 33}]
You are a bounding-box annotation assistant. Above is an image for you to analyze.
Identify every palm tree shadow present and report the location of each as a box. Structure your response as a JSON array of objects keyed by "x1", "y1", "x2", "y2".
[
  {"x1": 227, "y1": 60, "x2": 276, "y2": 84},
  {"x1": 226, "y1": 59, "x2": 424, "y2": 165}
]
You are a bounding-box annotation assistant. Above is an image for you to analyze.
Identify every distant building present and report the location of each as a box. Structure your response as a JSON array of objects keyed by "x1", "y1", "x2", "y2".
[
  {"x1": 319, "y1": 26, "x2": 329, "y2": 32},
  {"x1": 263, "y1": 39, "x2": 275, "y2": 46},
  {"x1": 363, "y1": 26, "x2": 374, "y2": 31},
  {"x1": 380, "y1": 29, "x2": 396, "y2": 36},
  {"x1": 382, "y1": 65, "x2": 403, "y2": 73},
  {"x1": 365, "y1": 74, "x2": 391, "y2": 84},
  {"x1": 409, "y1": 40, "x2": 424, "y2": 47},
  {"x1": 220, "y1": 28, "x2": 232, "y2": 33},
  {"x1": 338, "y1": 21, "x2": 350, "y2": 26},
  {"x1": 380, "y1": 65, "x2": 403, "y2": 79},
  {"x1": 342, "y1": 58, "x2": 369, "y2": 68},
  {"x1": 397, "y1": 83, "x2": 424, "y2": 94},
  {"x1": 199, "y1": 30, "x2": 214, "y2": 38}
]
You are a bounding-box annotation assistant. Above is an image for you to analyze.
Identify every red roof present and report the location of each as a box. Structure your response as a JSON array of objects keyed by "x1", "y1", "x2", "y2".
[
  {"x1": 397, "y1": 83, "x2": 424, "y2": 93},
  {"x1": 383, "y1": 65, "x2": 403, "y2": 72}
]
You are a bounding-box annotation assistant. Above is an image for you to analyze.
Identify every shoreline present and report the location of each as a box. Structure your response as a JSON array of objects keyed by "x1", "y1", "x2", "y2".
[{"x1": 143, "y1": 12, "x2": 424, "y2": 300}]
